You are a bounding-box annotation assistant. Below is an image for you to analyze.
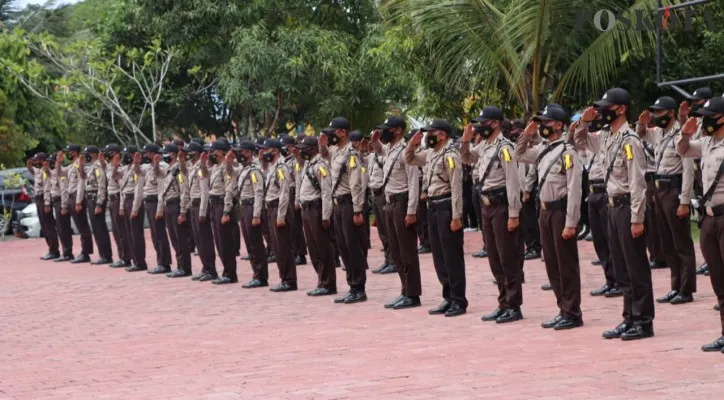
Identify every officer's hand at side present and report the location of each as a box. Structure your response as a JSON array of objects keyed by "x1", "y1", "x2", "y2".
[
  {"x1": 450, "y1": 218, "x2": 462, "y2": 232},
  {"x1": 178, "y1": 213, "x2": 186, "y2": 224},
  {"x1": 524, "y1": 121, "x2": 538, "y2": 136},
  {"x1": 61, "y1": 207, "x2": 68, "y2": 216},
  {"x1": 155, "y1": 211, "x2": 163, "y2": 220},
  {"x1": 322, "y1": 219, "x2": 330, "y2": 230},
  {"x1": 131, "y1": 211, "x2": 138, "y2": 219},
  {"x1": 251, "y1": 217, "x2": 260, "y2": 227},
  {"x1": 94, "y1": 206, "x2": 102, "y2": 215},
  {"x1": 581, "y1": 107, "x2": 597, "y2": 123},
  {"x1": 562, "y1": 227, "x2": 576, "y2": 240},
  {"x1": 119, "y1": 208, "x2": 125, "y2": 217},
  {"x1": 677, "y1": 204, "x2": 690, "y2": 219},
  {"x1": 221, "y1": 214, "x2": 230, "y2": 224},
  {"x1": 507, "y1": 217, "x2": 519, "y2": 232},
  {"x1": 44, "y1": 205, "x2": 51, "y2": 214},
  {"x1": 276, "y1": 219, "x2": 285, "y2": 228},
  {"x1": 294, "y1": 203, "x2": 301, "y2": 211},
  {"x1": 462, "y1": 124, "x2": 475, "y2": 143},
  {"x1": 420, "y1": 192, "x2": 427, "y2": 201},
  {"x1": 524, "y1": 192, "x2": 531, "y2": 203},
  {"x1": 353, "y1": 213, "x2": 364, "y2": 226},
  {"x1": 631, "y1": 222, "x2": 644, "y2": 238},
  {"x1": 681, "y1": 117, "x2": 699, "y2": 136},
  {"x1": 75, "y1": 203, "x2": 83, "y2": 213},
  {"x1": 198, "y1": 215, "x2": 206, "y2": 223},
  {"x1": 404, "y1": 214, "x2": 416, "y2": 227},
  {"x1": 409, "y1": 131, "x2": 423, "y2": 147}
]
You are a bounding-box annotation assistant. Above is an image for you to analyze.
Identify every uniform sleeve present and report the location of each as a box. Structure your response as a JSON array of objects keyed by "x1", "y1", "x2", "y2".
[
  {"x1": 132, "y1": 173, "x2": 144, "y2": 213},
  {"x1": 449, "y1": 153, "x2": 464, "y2": 220},
  {"x1": 513, "y1": 134, "x2": 541, "y2": 164},
  {"x1": 75, "y1": 167, "x2": 85, "y2": 206},
  {"x1": 276, "y1": 165, "x2": 291, "y2": 222},
  {"x1": 676, "y1": 135, "x2": 702, "y2": 158},
  {"x1": 564, "y1": 151, "x2": 582, "y2": 228},
  {"x1": 404, "y1": 144, "x2": 427, "y2": 166},
  {"x1": 252, "y1": 170, "x2": 264, "y2": 219},
  {"x1": 156, "y1": 173, "x2": 165, "y2": 216},
  {"x1": 500, "y1": 145, "x2": 522, "y2": 218},
  {"x1": 44, "y1": 173, "x2": 52, "y2": 207},
  {"x1": 525, "y1": 165, "x2": 537, "y2": 192},
  {"x1": 96, "y1": 166, "x2": 107, "y2": 205},
  {"x1": 179, "y1": 170, "x2": 191, "y2": 214},
  {"x1": 199, "y1": 175, "x2": 210, "y2": 218},
  {"x1": 294, "y1": 162, "x2": 303, "y2": 206},
  {"x1": 111, "y1": 164, "x2": 123, "y2": 181},
  {"x1": 459, "y1": 141, "x2": 479, "y2": 164},
  {"x1": 319, "y1": 163, "x2": 333, "y2": 221},
  {"x1": 60, "y1": 168, "x2": 69, "y2": 210},
  {"x1": 626, "y1": 139, "x2": 648, "y2": 224},
  {"x1": 405, "y1": 160, "x2": 420, "y2": 215},
  {"x1": 680, "y1": 152, "x2": 695, "y2": 205},
  {"x1": 223, "y1": 171, "x2": 237, "y2": 214},
  {"x1": 575, "y1": 122, "x2": 602, "y2": 154},
  {"x1": 349, "y1": 154, "x2": 365, "y2": 213}
]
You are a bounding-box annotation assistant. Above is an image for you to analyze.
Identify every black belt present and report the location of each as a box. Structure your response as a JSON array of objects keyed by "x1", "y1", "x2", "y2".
[
  {"x1": 645, "y1": 172, "x2": 656, "y2": 183},
  {"x1": 86, "y1": 191, "x2": 98, "y2": 199},
  {"x1": 387, "y1": 191, "x2": 408, "y2": 204},
  {"x1": 608, "y1": 194, "x2": 631, "y2": 207},
  {"x1": 266, "y1": 199, "x2": 280, "y2": 208},
  {"x1": 541, "y1": 197, "x2": 567, "y2": 211},
  {"x1": 590, "y1": 184, "x2": 606, "y2": 194},
  {"x1": 302, "y1": 198, "x2": 322, "y2": 209},
  {"x1": 52, "y1": 196, "x2": 60, "y2": 202},
  {"x1": 165, "y1": 197, "x2": 180, "y2": 206},
  {"x1": 705, "y1": 204, "x2": 724, "y2": 217},
  {"x1": 122, "y1": 193, "x2": 134, "y2": 200},
  {"x1": 34, "y1": 194, "x2": 44, "y2": 201},
  {"x1": 144, "y1": 195, "x2": 158, "y2": 202},
  {"x1": 427, "y1": 194, "x2": 452, "y2": 208},
  {"x1": 209, "y1": 195, "x2": 224, "y2": 204},
  {"x1": 655, "y1": 174, "x2": 682, "y2": 190},
  {"x1": 481, "y1": 187, "x2": 507, "y2": 207},
  {"x1": 333, "y1": 194, "x2": 352, "y2": 206},
  {"x1": 108, "y1": 193, "x2": 120, "y2": 201},
  {"x1": 191, "y1": 198, "x2": 201, "y2": 206},
  {"x1": 372, "y1": 187, "x2": 384, "y2": 196},
  {"x1": 240, "y1": 198, "x2": 254, "y2": 206}
]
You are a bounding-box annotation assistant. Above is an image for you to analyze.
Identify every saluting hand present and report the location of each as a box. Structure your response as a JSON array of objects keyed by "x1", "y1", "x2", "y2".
[
  {"x1": 133, "y1": 152, "x2": 141, "y2": 165},
  {"x1": 524, "y1": 121, "x2": 538, "y2": 137},
  {"x1": 581, "y1": 107, "x2": 598, "y2": 123},
  {"x1": 679, "y1": 101, "x2": 691, "y2": 120},
  {"x1": 112, "y1": 153, "x2": 121, "y2": 168},
  {"x1": 318, "y1": 132, "x2": 328, "y2": 147},
  {"x1": 631, "y1": 222, "x2": 644, "y2": 238},
  {"x1": 153, "y1": 154, "x2": 161, "y2": 165},
  {"x1": 409, "y1": 130, "x2": 423, "y2": 147},
  {"x1": 507, "y1": 217, "x2": 519, "y2": 232},
  {"x1": 637, "y1": 110, "x2": 652, "y2": 128},
  {"x1": 450, "y1": 218, "x2": 462, "y2": 232},
  {"x1": 562, "y1": 227, "x2": 576, "y2": 240},
  {"x1": 371, "y1": 129, "x2": 381, "y2": 143},
  {"x1": 681, "y1": 117, "x2": 699, "y2": 136},
  {"x1": 56, "y1": 151, "x2": 65, "y2": 163},
  {"x1": 462, "y1": 124, "x2": 475, "y2": 143},
  {"x1": 225, "y1": 150, "x2": 235, "y2": 164}
]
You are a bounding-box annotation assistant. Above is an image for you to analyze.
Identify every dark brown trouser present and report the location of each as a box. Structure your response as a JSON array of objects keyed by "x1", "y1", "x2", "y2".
[
  {"x1": 36, "y1": 196, "x2": 58, "y2": 254},
  {"x1": 290, "y1": 188, "x2": 307, "y2": 258},
  {"x1": 481, "y1": 201, "x2": 523, "y2": 309},
  {"x1": 109, "y1": 194, "x2": 131, "y2": 262},
  {"x1": 539, "y1": 208, "x2": 582, "y2": 320},
  {"x1": 240, "y1": 202, "x2": 268, "y2": 281},
  {"x1": 165, "y1": 199, "x2": 191, "y2": 273},
  {"x1": 124, "y1": 196, "x2": 147, "y2": 268},
  {"x1": 655, "y1": 187, "x2": 697, "y2": 294},
  {"x1": 645, "y1": 180, "x2": 665, "y2": 262},
  {"x1": 191, "y1": 201, "x2": 217, "y2": 277},
  {"x1": 333, "y1": 197, "x2": 368, "y2": 291},
  {"x1": 211, "y1": 201, "x2": 237, "y2": 280},
  {"x1": 52, "y1": 197, "x2": 73, "y2": 257},
  {"x1": 372, "y1": 191, "x2": 392, "y2": 264},
  {"x1": 416, "y1": 196, "x2": 430, "y2": 248},
  {"x1": 232, "y1": 203, "x2": 241, "y2": 256},
  {"x1": 363, "y1": 193, "x2": 371, "y2": 255},
  {"x1": 385, "y1": 194, "x2": 421, "y2": 297},
  {"x1": 69, "y1": 192, "x2": 93, "y2": 255},
  {"x1": 608, "y1": 203, "x2": 654, "y2": 326},
  {"x1": 588, "y1": 192, "x2": 615, "y2": 286},
  {"x1": 144, "y1": 198, "x2": 172, "y2": 267},
  {"x1": 522, "y1": 197, "x2": 541, "y2": 254},
  {"x1": 428, "y1": 198, "x2": 467, "y2": 308},
  {"x1": 700, "y1": 214, "x2": 724, "y2": 335},
  {"x1": 86, "y1": 195, "x2": 113, "y2": 260},
  {"x1": 267, "y1": 201, "x2": 297, "y2": 285},
  {"x1": 260, "y1": 208, "x2": 274, "y2": 258},
  {"x1": 301, "y1": 199, "x2": 336, "y2": 290}
]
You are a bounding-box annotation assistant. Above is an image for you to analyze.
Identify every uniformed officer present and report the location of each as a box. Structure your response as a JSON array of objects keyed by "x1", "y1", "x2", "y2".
[
  {"x1": 259, "y1": 138, "x2": 297, "y2": 292},
  {"x1": 256, "y1": 136, "x2": 275, "y2": 263},
  {"x1": 576, "y1": 88, "x2": 655, "y2": 341},
  {"x1": 676, "y1": 97, "x2": 724, "y2": 352},
  {"x1": 116, "y1": 146, "x2": 148, "y2": 272},
  {"x1": 641, "y1": 127, "x2": 667, "y2": 270},
  {"x1": 367, "y1": 131, "x2": 395, "y2": 274},
  {"x1": 512, "y1": 119, "x2": 543, "y2": 262},
  {"x1": 59, "y1": 144, "x2": 93, "y2": 263},
  {"x1": 470, "y1": 130, "x2": 488, "y2": 259},
  {"x1": 281, "y1": 134, "x2": 308, "y2": 266},
  {"x1": 637, "y1": 96, "x2": 697, "y2": 305},
  {"x1": 81, "y1": 146, "x2": 113, "y2": 265},
  {"x1": 319, "y1": 117, "x2": 369, "y2": 304},
  {"x1": 406, "y1": 120, "x2": 466, "y2": 316},
  {"x1": 416, "y1": 163, "x2": 432, "y2": 254},
  {"x1": 350, "y1": 130, "x2": 371, "y2": 257},
  {"x1": 203, "y1": 140, "x2": 237, "y2": 284},
  {"x1": 103, "y1": 144, "x2": 131, "y2": 268},
  {"x1": 462, "y1": 107, "x2": 524, "y2": 324},
  {"x1": 47, "y1": 154, "x2": 74, "y2": 262},
  {"x1": 371, "y1": 116, "x2": 422, "y2": 310},
  {"x1": 27, "y1": 153, "x2": 59, "y2": 260},
  {"x1": 296, "y1": 136, "x2": 337, "y2": 296},
  {"x1": 230, "y1": 140, "x2": 268, "y2": 288},
  {"x1": 136, "y1": 143, "x2": 173, "y2": 274},
  {"x1": 515, "y1": 106, "x2": 583, "y2": 330},
  {"x1": 157, "y1": 144, "x2": 192, "y2": 278},
  {"x1": 180, "y1": 141, "x2": 218, "y2": 281}
]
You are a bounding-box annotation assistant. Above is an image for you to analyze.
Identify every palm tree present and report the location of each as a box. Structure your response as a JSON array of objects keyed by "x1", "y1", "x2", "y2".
[{"x1": 382, "y1": 0, "x2": 670, "y2": 117}]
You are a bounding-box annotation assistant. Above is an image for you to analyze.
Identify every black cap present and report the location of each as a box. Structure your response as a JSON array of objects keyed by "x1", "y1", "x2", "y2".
[
  {"x1": 161, "y1": 144, "x2": 179, "y2": 154},
  {"x1": 322, "y1": 117, "x2": 351, "y2": 133},
  {"x1": 32, "y1": 152, "x2": 47, "y2": 161},
  {"x1": 647, "y1": 96, "x2": 677, "y2": 111},
  {"x1": 182, "y1": 142, "x2": 203, "y2": 153},
  {"x1": 693, "y1": 97, "x2": 724, "y2": 117},
  {"x1": 237, "y1": 140, "x2": 256, "y2": 151},
  {"x1": 295, "y1": 134, "x2": 307, "y2": 144},
  {"x1": 536, "y1": 103, "x2": 563, "y2": 115},
  {"x1": 83, "y1": 145, "x2": 100, "y2": 154},
  {"x1": 687, "y1": 87, "x2": 712, "y2": 101},
  {"x1": 142, "y1": 143, "x2": 161, "y2": 154},
  {"x1": 280, "y1": 135, "x2": 295, "y2": 146},
  {"x1": 594, "y1": 88, "x2": 631, "y2": 107},
  {"x1": 472, "y1": 106, "x2": 504, "y2": 122},
  {"x1": 296, "y1": 135, "x2": 318, "y2": 148},
  {"x1": 191, "y1": 137, "x2": 205, "y2": 145},
  {"x1": 122, "y1": 145, "x2": 139, "y2": 154},
  {"x1": 349, "y1": 130, "x2": 364, "y2": 142},
  {"x1": 103, "y1": 144, "x2": 122, "y2": 153},
  {"x1": 211, "y1": 140, "x2": 231, "y2": 152},
  {"x1": 533, "y1": 105, "x2": 569, "y2": 123},
  {"x1": 260, "y1": 138, "x2": 282, "y2": 150},
  {"x1": 421, "y1": 119, "x2": 452, "y2": 134},
  {"x1": 202, "y1": 144, "x2": 212, "y2": 152},
  {"x1": 255, "y1": 136, "x2": 267, "y2": 149},
  {"x1": 65, "y1": 144, "x2": 81, "y2": 152},
  {"x1": 377, "y1": 116, "x2": 406, "y2": 130}
]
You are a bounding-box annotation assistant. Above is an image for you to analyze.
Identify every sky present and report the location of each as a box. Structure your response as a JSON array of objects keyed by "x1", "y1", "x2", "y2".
[{"x1": 12, "y1": 0, "x2": 82, "y2": 10}]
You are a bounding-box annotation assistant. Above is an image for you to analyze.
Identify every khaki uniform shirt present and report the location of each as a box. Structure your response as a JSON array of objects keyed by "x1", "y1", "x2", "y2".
[
  {"x1": 677, "y1": 135, "x2": 724, "y2": 207},
  {"x1": 299, "y1": 154, "x2": 333, "y2": 220},
  {"x1": 85, "y1": 160, "x2": 107, "y2": 204},
  {"x1": 367, "y1": 153, "x2": 385, "y2": 191},
  {"x1": 107, "y1": 163, "x2": 122, "y2": 196},
  {"x1": 236, "y1": 163, "x2": 265, "y2": 219},
  {"x1": 640, "y1": 122, "x2": 694, "y2": 205},
  {"x1": 378, "y1": 140, "x2": 420, "y2": 215},
  {"x1": 136, "y1": 164, "x2": 163, "y2": 215},
  {"x1": 294, "y1": 159, "x2": 305, "y2": 207},
  {"x1": 324, "y1": 142, "x2": 365, "y2": 213},
  {"x1": 66, "y1": 159, "x2": 85, "y2": 206},
  {"x1": 515, "y1": 136, "x2": 582, "y2": 228},
  {"x1": 264, "y1": 160, "x2": 291, "y2": 222},
  {"x1": 284, "y1": 155, "x2": 298, "y2": 189},
  {"x1": 45, "y1": 168, "x2": 65, "y2": 207},
  {"x1": 33, "y1": 168, "x2": 45, "y2": 197},
  {"x1": 460, "y1": 135, "x2": 522, "y2": 217},
  {"x1": 404, "y1": 141, "x2": 463, "y2": 219}
]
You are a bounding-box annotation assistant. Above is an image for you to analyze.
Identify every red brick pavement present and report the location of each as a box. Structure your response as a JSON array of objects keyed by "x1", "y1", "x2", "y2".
[{"x1": 0, "y1": 228, "x2": 722, "y2": 400}]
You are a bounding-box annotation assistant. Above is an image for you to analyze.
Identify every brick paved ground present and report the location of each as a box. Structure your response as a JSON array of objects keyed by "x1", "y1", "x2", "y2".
[{"x1": 1, "y1": 228, "x2": 723, "y2": 400}]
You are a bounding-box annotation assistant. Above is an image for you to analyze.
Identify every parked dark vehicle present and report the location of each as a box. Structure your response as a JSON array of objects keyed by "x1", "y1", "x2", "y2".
[{"x1": 0, "y1": 168, "x2": 34, "y2": 235}]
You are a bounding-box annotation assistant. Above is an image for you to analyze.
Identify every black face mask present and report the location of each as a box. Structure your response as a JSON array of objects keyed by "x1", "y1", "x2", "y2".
[
  {"x1": 209, "y1": 153, "x2": 218, "y2": 164},
  {"x1": 653, "y1": 114, "x2": 672, "y2": 129},
  {"x1": 33, "y1": 162, "x2": 42, "y2": 168},
  {"x1": 477, "y1": 124, "x2": 495, "y2": 138},
  {"x1": 84, "y1": 154, "x2": 92, "y2": 163},
  {"x1": 701, "y1": 116, "x2": 724, "y2": 136},
  {"x1": 122, "y1": 154, "x2": 133, "y2": 165},
  {"x1": 301, "y1": 148, "x2": 316, "y2": 161},
  {"x1": 425, "y1": 134, "x2": 439, "y2": 148},
  {"x1": 328, "y1": 133, "x2": 340, "y2": 145},
  {"x1": 262, "y1": 152, "x2": 275, "y2": 163},
  {"x1": 142, "y1": 156, "x2": 152, "y2": 164},
  {"x1": 588, "y1": 119, "x2": 605, "y2": 132},
  {"x1": 599, "y1": 108, "x2": 619, "y2": 124},
  {"x1": 380, "y1": 129, "x2": 394, "y2": 144},
  {"x1": 509, "y1": 130, "x2": 522, "y2": 142},
  {"x1": 162, "y1": 154, "x2": 173, "y2": 163},
  {"x1": 49, "y1": 163, "x2": 55, "y2": 170},
  {"x1": 538, "y1": 124, "x2": 555, "y2": 138},
  {"x1": 187, "y1": 152, "x2": 197, "y2": 159},
  {"x1": 280, "y1": 148, "x2": 289, "y2": 157},
  {"x1": 689, "y1": 103, "x2": 702, "y2": 117}
]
